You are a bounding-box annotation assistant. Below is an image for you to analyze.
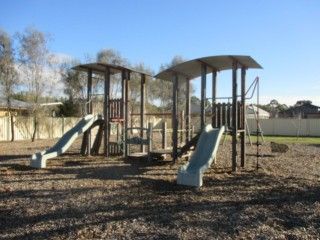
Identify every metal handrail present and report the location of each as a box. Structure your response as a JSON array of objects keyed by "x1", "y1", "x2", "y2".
[{"x1": 205, "y1": 76, "x2": 260, "y2": 102}]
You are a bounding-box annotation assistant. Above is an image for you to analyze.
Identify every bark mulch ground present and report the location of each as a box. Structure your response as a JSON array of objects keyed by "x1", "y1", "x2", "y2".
[{"x1": 0, "y1": 138, "x2": 320, "y2": 239}]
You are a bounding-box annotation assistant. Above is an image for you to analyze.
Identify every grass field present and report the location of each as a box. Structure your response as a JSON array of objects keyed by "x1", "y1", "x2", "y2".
[{"x1": 258, "y1": 135, "x2": 320, "y2": 144}]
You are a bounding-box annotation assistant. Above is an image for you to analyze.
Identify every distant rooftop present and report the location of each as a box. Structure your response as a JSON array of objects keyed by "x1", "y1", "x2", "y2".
[{"x1": 0, "y1": 97, "x2": 32, "y2": 110}]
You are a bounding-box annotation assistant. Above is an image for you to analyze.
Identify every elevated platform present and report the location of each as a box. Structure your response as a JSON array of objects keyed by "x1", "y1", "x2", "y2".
[
  {"x1": 127, "y1": 152, "x2": 148, "y2": 159},
  {"x1": 149, "y1": 149, "x2": 172, "y2": 161}
]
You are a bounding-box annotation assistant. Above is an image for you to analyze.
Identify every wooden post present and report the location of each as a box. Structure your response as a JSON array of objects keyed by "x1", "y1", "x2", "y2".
[
  {"x1": 185, "y1": 78, "x2": 191, "y2": 143},
  {"x1": 172, "y1": 73, "x2": 178, "y2": 162},
  {"x1": 201, "y1": 64, "x2": 207, "y2": 130},
  {"x1": 124, "y1": 70, "x2": 130, "y2": 158},
  {"x1": 86, "y1": 69, "x2": 92, "y2": 155},
  {"x1": 61, "y1": 117, "x2": 65, "y2": 135},
  {"x1": 191, "y1": 125, "x2": 195, "y2": 137},
  {"x1": 241, "y1": 67, "x2": 246, "y2": 167},
  {"x1": 227, "y1": 103, "x2": 231, "y2": 128},
  {"x1": 232, "y1": 61, "x2": 238, "y2": 172},
  {"x1": 222, "y1": 103, "x2": 226, "y2": 126},
  {"x1": 104, "y1": 67, "x2": 110, "y2": 157},
  {"x1": 140, "y1": 74, "x2": 146, "y2": 153},
  {"x1": 121, "y1": 70, "x2": 126, "y2": 157},
  {"x1": 162, "y1": 121, "x2": 167, "y2": 149},
  {"x1": 212, "y1": 71, "x2": 217, "y2": 128},
  {"x1": 180, "y1": 110, "x2": 184, "y2": 144},
  {"x1": 148, "y1": 122, "x2": 153, "y2": 161}
]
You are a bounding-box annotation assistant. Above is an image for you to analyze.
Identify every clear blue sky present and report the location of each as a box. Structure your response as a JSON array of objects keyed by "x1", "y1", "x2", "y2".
[{"x1": 1, "y1": 0, "x2": 319, "y2": 106}]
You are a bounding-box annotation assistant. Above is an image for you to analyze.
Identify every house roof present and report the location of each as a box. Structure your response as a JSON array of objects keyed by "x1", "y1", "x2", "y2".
[
  {"x1": 247, "y1": 105, "x2": 270, "y2": 117},
  {"x1": 282, "y1": 103, "x2": 320, "y2": 113},
  {"x1": 155, "y1": 55, "x2": 262, "y2": 81},
  {"x1": 0, "y1": 97, "x2": 32, "y2": 110}
]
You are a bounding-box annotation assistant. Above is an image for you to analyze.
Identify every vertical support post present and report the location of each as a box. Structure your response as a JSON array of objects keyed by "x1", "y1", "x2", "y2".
[
  {"x1": 124, "y1": 71, "x2": 130, "y2": 158},
  {"x1": 201, "y1": 64, "x2": 207, "y2": 130},
  {"x1": 61, "y1": 117, "x2": 65, "y2": 135},
  {"x1": 172, "y1": 73, "x2": 178, "y2": 162},
  {"x1": 232, "y1": 61, "x2": 238, "y2": 172},
  {"x1": 180, "y1": 110, "x2": 184, "y2": 144},
  {"x1": 121, "y1": 70, "x2": 126, "y2": 157},
  {"x1": 162, "y1": 121, "x2": 167, "y2": 149},
  {"x1": 185, "y1": 78, "x2": 191, "y2": 143},
  {"x1": 148, "y1": 122, "x2": 153, "y2": 161},
  {"x1": 240, "y1": 67, "x2": 246, "y2": 167},
  {"x1": 140, "y1": 74, "x2": 146, "y2": 153},
  {"x1": 212, "y1": 71, "x2": 217, "y2": 128},
  {"x1": 86, "y1": 69, "x2": 92, "y2": 155},
  {"x1": 104, "y1": 67, "x2": 110, "y2": 157}
]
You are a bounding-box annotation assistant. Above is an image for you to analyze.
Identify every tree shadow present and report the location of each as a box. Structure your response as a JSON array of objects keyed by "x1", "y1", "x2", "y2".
[
  {"x1": 0, "y1": 154, "x2": 31, "y2": 161},
  {"x1": 0, "y1": 163, "x2": 35, "y2": 171},
  {"x1": 309, "y1": 144, "x2": 320, "y2": 148},
  {"x1": 1, "y1": 154, "x2": 320, "y2": 239}
]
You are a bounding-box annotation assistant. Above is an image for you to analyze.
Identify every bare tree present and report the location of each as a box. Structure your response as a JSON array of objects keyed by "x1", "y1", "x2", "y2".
[
  {"x1": 155, "y1": 55, "x2": 194, "y2": 110},
  {"x1": 128, "y1": 63, "x2": 154, "y2": 114},
  {"x1": 96, "y1": 48, "x2": 129, "y2": 98},
  {"x1": 59, "y1": 59, "x2": 87, "y2": 116},
  {"x1": 17, "y1": 27, "x2": 51, "y2": 142},
  {"x1": 0, "y1": 29, "x2": 18, "y2": 141}
]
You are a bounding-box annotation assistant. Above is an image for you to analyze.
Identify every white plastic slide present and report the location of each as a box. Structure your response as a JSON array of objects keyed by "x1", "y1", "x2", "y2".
[
  {"x1": 30, "y1": 114, "x2": 98, "y2": 168},
  {"x1": 177, "y1": 125, "x2": 225, "y2": 187}
]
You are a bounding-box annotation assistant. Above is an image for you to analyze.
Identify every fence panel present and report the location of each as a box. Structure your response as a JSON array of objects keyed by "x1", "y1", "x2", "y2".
[
  {"x1": 1, "y1": 116, "x2": 320, "y2": 141},
  {"x1": 247, "y1": 118, "x2": 320, "y2": 137},
  {"x1": 0, "y1": 116, "x2": 81, "y2": 141}
]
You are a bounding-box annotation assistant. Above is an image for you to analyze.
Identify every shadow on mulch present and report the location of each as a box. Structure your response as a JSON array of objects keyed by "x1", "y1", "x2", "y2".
[
  {"x1": 0, "y1": 154, "x2": 31, "y2": 161},
  {"x1": 1, "y1": 164, "x2": 35, "y2": 171},
  {"x1": 1, "y1": 170, "x2": 320, "y2": 239},
  {"x1": 247, "y1": 153, "x2": 276, "y2": 158},
  {"x1": 213, "y1": 167, "x2": 233, "y2": 174},
  {"x1": 309, "y1": 144, "x2": 320, "y2": 148},
  {"x1": 64, "y1": 160, "x2": 87, "y2": 166}
]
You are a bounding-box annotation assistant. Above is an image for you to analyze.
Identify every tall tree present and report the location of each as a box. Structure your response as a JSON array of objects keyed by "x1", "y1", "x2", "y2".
[
  {"x1": 17, "y1": 27, "x2": 51, "y2": 141},
  {"x1": 155, "y1": 55, "x2": 194, "y2": 110},
  {"x1": 59, "y1": 60, "x2": 87, "y2": 116},
  {"x1": 130, "y1": 63, "x2": 154, "y2": 114},
  {"x1": 0, "y1": 29, "x2": 18, "y2": 141},
  {"x1": 96, "y1": 48, "x2": 129, "y2": 98}
]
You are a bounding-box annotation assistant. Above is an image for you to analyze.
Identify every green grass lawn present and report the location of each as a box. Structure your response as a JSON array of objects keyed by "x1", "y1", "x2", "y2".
[
  {"x1": 256, "y1": 135, "x2": 320, "y2": 144},
  {"x1": 223, "y1": 134, "x2": 320, "y2": 144}
]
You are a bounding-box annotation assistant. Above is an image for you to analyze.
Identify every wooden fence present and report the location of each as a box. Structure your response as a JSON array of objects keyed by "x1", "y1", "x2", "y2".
[
  {"x1": 0, "y1": 116, "x2": 81, "y2": 141},
  {"x1": 1, "y1": 116, "x2": 319, "y2": 142}
]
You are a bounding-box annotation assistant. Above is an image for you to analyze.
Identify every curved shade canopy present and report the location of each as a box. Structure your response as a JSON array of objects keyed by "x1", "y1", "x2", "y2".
[
  {"x1": 73, "y1": 63, "x2": 151, "y2": 76},
  {"x1": 155, "y1": 55, "x2": 262, "y2": 81}
]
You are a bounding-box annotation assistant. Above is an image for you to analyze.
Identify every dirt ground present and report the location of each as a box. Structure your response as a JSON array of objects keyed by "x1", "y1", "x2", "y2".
[{"x1": 0, "y1": 137, "x2": 320, "y2": 239}]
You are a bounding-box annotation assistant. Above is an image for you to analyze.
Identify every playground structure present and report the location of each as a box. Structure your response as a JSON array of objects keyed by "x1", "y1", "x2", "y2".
[
  {"x1": 30, "y1": 55, "x2": 262, "y2": 177},
  {"x1": 30, "y1": 63, "x2": 153, "y2": 168},
  {"x1": 155, "y1": 55, "x2": 262, "y2": 172}
]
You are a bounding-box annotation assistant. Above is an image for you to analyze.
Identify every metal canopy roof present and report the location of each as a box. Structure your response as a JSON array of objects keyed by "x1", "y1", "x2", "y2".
[
  {"x1": 155, "y1": 55, "x2": 262, "y2": 81},
  {"x1": 73, "y1": 63, "x2": 151, "y2": 76}
]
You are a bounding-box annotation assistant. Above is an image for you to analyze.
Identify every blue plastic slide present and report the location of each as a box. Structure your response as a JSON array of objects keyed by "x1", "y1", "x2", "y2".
[{"x1": 177, "y1": 125, "x2": 225, "y2": 187}]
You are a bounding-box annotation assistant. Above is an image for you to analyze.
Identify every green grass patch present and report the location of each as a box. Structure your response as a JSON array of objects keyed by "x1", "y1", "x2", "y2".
[{"x1": 258, "y1": 135, "x2": 320, "y2": 144}]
